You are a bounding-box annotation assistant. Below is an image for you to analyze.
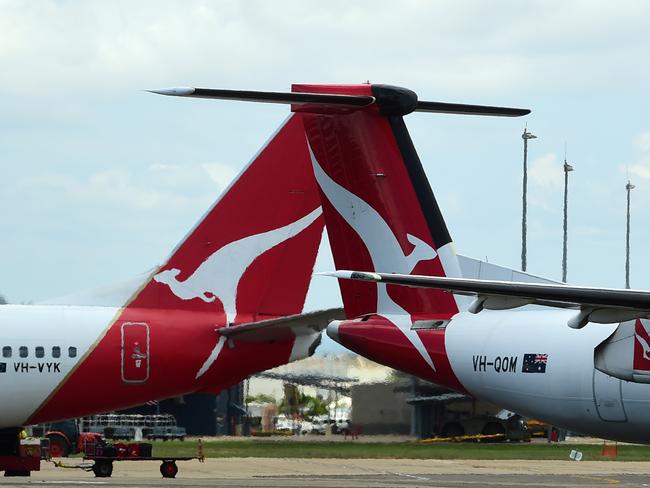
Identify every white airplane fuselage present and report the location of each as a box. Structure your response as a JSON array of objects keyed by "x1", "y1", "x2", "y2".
[
  {"x1": 0, "y1": 303, "x2": 320, "y2": 430},
  {"x1": 446, "y1": 310, "x2": 650, "y2": 443},
  {"x1": 0, "y1": 305, "x2": 111, "y2": 427},
  {"x1": 329, "y1": 308, "x2": 650, "y2": 443}
]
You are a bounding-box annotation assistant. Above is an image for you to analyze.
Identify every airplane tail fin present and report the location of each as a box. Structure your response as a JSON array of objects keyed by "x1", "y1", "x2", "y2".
[
  {"x1": 144, "y1": 83, "x2": 527, "y2": 388},
  {"x1": 129, "y1": 114, "x2": 323, "y2": 324},
  {"x1": 292, "y1": 83, "x2": 527, "y2": 386},
  {"x1": 296, "y1": 84, "x2": 463, "y2": 319},
  {"x1": 24, "y1": 115, "x2": 328, "y2": 424},
  {"x1": 148, "y1": 84, "x2": 528, "y2": 321}
]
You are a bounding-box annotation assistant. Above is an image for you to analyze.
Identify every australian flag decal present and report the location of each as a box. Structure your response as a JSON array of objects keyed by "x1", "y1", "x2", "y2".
[{"x1": 522, "y1": 353, "x2": 548, "y2": 373}]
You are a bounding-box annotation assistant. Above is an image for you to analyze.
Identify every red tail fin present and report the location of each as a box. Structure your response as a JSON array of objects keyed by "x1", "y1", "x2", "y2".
[
  {"x1": 131, "y1": 114, "x2": 323, "y2": 324},
  {"x1": 295, "y1": 84, "x2": 462, "y2": 320},
  {"x1": 26, "y1": 115, "x2": 325, "y2": 424}
]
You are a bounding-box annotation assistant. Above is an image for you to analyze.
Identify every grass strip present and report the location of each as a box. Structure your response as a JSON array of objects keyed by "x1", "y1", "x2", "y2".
[{"x1": 144, "y1": 440, "x2": 650, "y2": 461}]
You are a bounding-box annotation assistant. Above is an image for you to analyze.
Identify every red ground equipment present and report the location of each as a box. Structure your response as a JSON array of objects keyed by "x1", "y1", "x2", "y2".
[
  {"x1": 0, "y1": 428, "x2": 45, "y2": 477},
  {"x1": 81, "y1": 438, "x2": 203, "y2": 478},
  {"x1": 38, "y1": 420, "x2": 103, "y2": 457}
]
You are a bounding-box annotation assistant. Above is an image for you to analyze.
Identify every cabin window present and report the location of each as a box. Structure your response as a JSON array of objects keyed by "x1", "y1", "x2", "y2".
[
  {"x1": 52, "y1": 346, "x2": 61, "y2": 358},
  {"x1": 35, "y1": 346, "x2": 44, "y2": 358},
  {"x1": 68, "y1": 346, "x2": 77, "y2": 358},
  {"x1": 2, "y1": 346, "x2": 10, "y2": 358},
  {"x1": 19, "y1": 346, "x2": 28, "y2": 358}
]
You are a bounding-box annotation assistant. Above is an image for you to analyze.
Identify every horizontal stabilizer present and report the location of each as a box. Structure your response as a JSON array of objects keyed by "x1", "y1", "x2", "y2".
[
  {"x1": 149, "y1": 86, "x2": 530, "y2": 117},
  {"x1": 219, "y1": 307, "x2": 345, "y2": 342},
  {"x1": 415, "y1": 101, "x2": 530, "y2": 117},
  {"x1": 147, "y1": 87, "x2": 374, "y2": 108}
]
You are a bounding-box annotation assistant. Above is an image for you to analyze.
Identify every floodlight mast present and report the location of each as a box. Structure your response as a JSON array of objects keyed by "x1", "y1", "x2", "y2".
[
  {"x1": 626, "y1": 180, "x2": 635, "y2": 289},
  {"x1": 562, "y1": 159, "x2": 574, "y2": 283},
  {"x1": 521, "y1": 128, "x2": 537, "y2": 272}
]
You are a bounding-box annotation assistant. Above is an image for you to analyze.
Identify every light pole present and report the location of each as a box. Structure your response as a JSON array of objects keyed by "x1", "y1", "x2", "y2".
[
  {"x1": 626, "y1": 180, "x2": 635, "y2": 289},
  {"x1": 521, "y1": 129, "x2": 537, "y2": 272},
  {"x1": 562, "y1": 160, "x2": 574, "y2": 283}
]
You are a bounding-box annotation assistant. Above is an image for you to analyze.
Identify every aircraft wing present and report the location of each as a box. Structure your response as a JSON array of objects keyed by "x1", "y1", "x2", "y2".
[
  {"x1": 322, "y1": 271, "x2": 650, "y2": 329},
  {"x1": 219, "y1": 308, "x2": 345, "y2": 342}
]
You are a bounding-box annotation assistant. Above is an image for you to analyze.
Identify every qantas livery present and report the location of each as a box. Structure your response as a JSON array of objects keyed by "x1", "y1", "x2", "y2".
[
  {"x1": 4, "y1": 79, "x2": 650, "y2": 465},
  {"x1": 154, "y1": 83, "x2": 650, "y2": 443},
  {"x1": 302, "y1": 84, "x2": 650, "y2": 443},
  {"x1": 0, "y1": 114, "x2": 342, "y2": 461}
]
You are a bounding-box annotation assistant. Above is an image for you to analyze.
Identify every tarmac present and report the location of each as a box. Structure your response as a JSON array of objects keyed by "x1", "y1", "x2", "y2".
[{"x1": 2, "y1": 458, "x2": 650, "y2": 487}]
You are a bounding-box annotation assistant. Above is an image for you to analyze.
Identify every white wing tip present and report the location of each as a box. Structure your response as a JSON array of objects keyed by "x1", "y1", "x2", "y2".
[
  {"x1": 147, "y1": 87, "x2": 196, "y2": 96},
  {"x1": 315, "y1": 270, "x2": 382, "y2": 281}
]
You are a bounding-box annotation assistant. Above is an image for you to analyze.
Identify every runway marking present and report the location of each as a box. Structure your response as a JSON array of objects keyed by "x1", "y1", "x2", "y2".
[
  {"x1": 38, "y1": 482, "x2": 107, "y2": 485},
  {"x1": 575, "y1": 475, "x2": 621, "y2": 485},
  {"x1": 393, "y1": 472, "x2": 433, "y2": 481}
]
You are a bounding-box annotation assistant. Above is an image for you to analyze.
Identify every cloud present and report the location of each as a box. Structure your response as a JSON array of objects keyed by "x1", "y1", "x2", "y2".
[
  {"x1": 636, "y1": 131, "x2": 650, "y2": 152},
  {"x1": 2, "y1": 1, "x2": 650, "y2": 97},
  {"x1": 622, "y1": 130, "x2": 650, "y2": 180},
  {"x1": 529, "y1": 153, "x2": 563, "y2": 189},
  {"x1": 149, "y1": 163, "x2": 181, "y2": 171},
  {"x1": 41, "y1": 170, "x2": 167, "y2": 209},
  {"x1": 38, "y1": 166, "x2": 214, "y2": 210},
  {"x1": 628, "y1": 159, "x2": 650, "y2": 180},
  {"x1": 201, "y1": 162, "x2": 238, "y2": 190}
]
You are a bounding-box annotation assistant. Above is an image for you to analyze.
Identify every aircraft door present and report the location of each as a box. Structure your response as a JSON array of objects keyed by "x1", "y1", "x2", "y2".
[
  {"x1": 593, "y1": 369, "x2": 627, "y2": 422},
  {"x1": 121, "y1": 322, "x2": 150, "y2": 383}
]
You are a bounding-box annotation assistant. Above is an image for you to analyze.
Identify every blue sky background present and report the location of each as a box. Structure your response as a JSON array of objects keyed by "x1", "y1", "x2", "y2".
[{"x1": 2, "y1": 1, "x2": 650, "y2": 328}]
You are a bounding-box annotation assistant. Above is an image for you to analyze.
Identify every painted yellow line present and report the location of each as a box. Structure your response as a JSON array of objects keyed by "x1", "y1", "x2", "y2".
[{"x1": 420, "y1": 433, "x2": 505, "y2": 443}]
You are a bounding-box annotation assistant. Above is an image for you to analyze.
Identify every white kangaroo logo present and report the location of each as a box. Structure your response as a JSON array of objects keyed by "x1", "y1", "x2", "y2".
[
  {"x1": 308, "y1": 144, "x2": 438, "y2": 371},
  {"x1": 154, "y1": 206, "x2": 322, "y2": 378}
]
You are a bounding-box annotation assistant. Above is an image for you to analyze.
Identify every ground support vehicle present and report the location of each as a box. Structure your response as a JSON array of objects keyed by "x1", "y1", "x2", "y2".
[
  {"x1": 32, "y1": 420, "x2": 103, "y2": 457},
  {"x1": 84, "y1": 454, "x2": 198, "y2": 478},
  {"x1": 81, "y1": 439, "x2": 204, "y2": 478},
  {"x1": 526, "y1": 419, "x2": 550, "y2": 438},
  {"x1": 0, "y1": 434, "x2": 44, "y2": 477},
  {"x1": 439, "y1": 415, "x2": 529, "y2": 442}
]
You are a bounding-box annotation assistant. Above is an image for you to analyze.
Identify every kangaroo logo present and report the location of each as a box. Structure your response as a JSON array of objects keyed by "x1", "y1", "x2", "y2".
[
  {"x1": 634, "y1": 320, "x2": 650, "y2": 370},
  {"x1": 309, "y1": 145, "x2": 438, "y2": 371},
  {"x1": 154, "y1": 207, "x2": 322, "y2": 378}
]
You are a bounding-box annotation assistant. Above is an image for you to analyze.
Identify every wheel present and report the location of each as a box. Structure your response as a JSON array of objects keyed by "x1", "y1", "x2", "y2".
[
  {"x1": 47, "y1": 434, "x2": 70, "y2": 458},
  {"x1": 160, "y1": 461, "x2": 178, "y2": 478},
  {"x1": 92, "y1": 460, "x2": 113, "y2": 478},
  {"x1": 481, "y1": 422, "x2": 506, "y2": 443},
  {"x1": 4, "y1": 470, "x2": 31, "y2": 477},
  {"x1": 441, "y1": 422, "x2": 464, "y2": 438}
]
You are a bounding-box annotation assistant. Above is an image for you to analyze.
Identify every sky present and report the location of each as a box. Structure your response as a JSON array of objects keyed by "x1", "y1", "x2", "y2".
[{"x1": 2, "y1": 1, "x2": 650, "y2": 331}]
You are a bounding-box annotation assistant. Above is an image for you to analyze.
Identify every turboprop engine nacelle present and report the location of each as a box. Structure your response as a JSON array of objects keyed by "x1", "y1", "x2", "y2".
[{"x1": 595, "y1": 319, "x2": 650, "y2": 383}]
